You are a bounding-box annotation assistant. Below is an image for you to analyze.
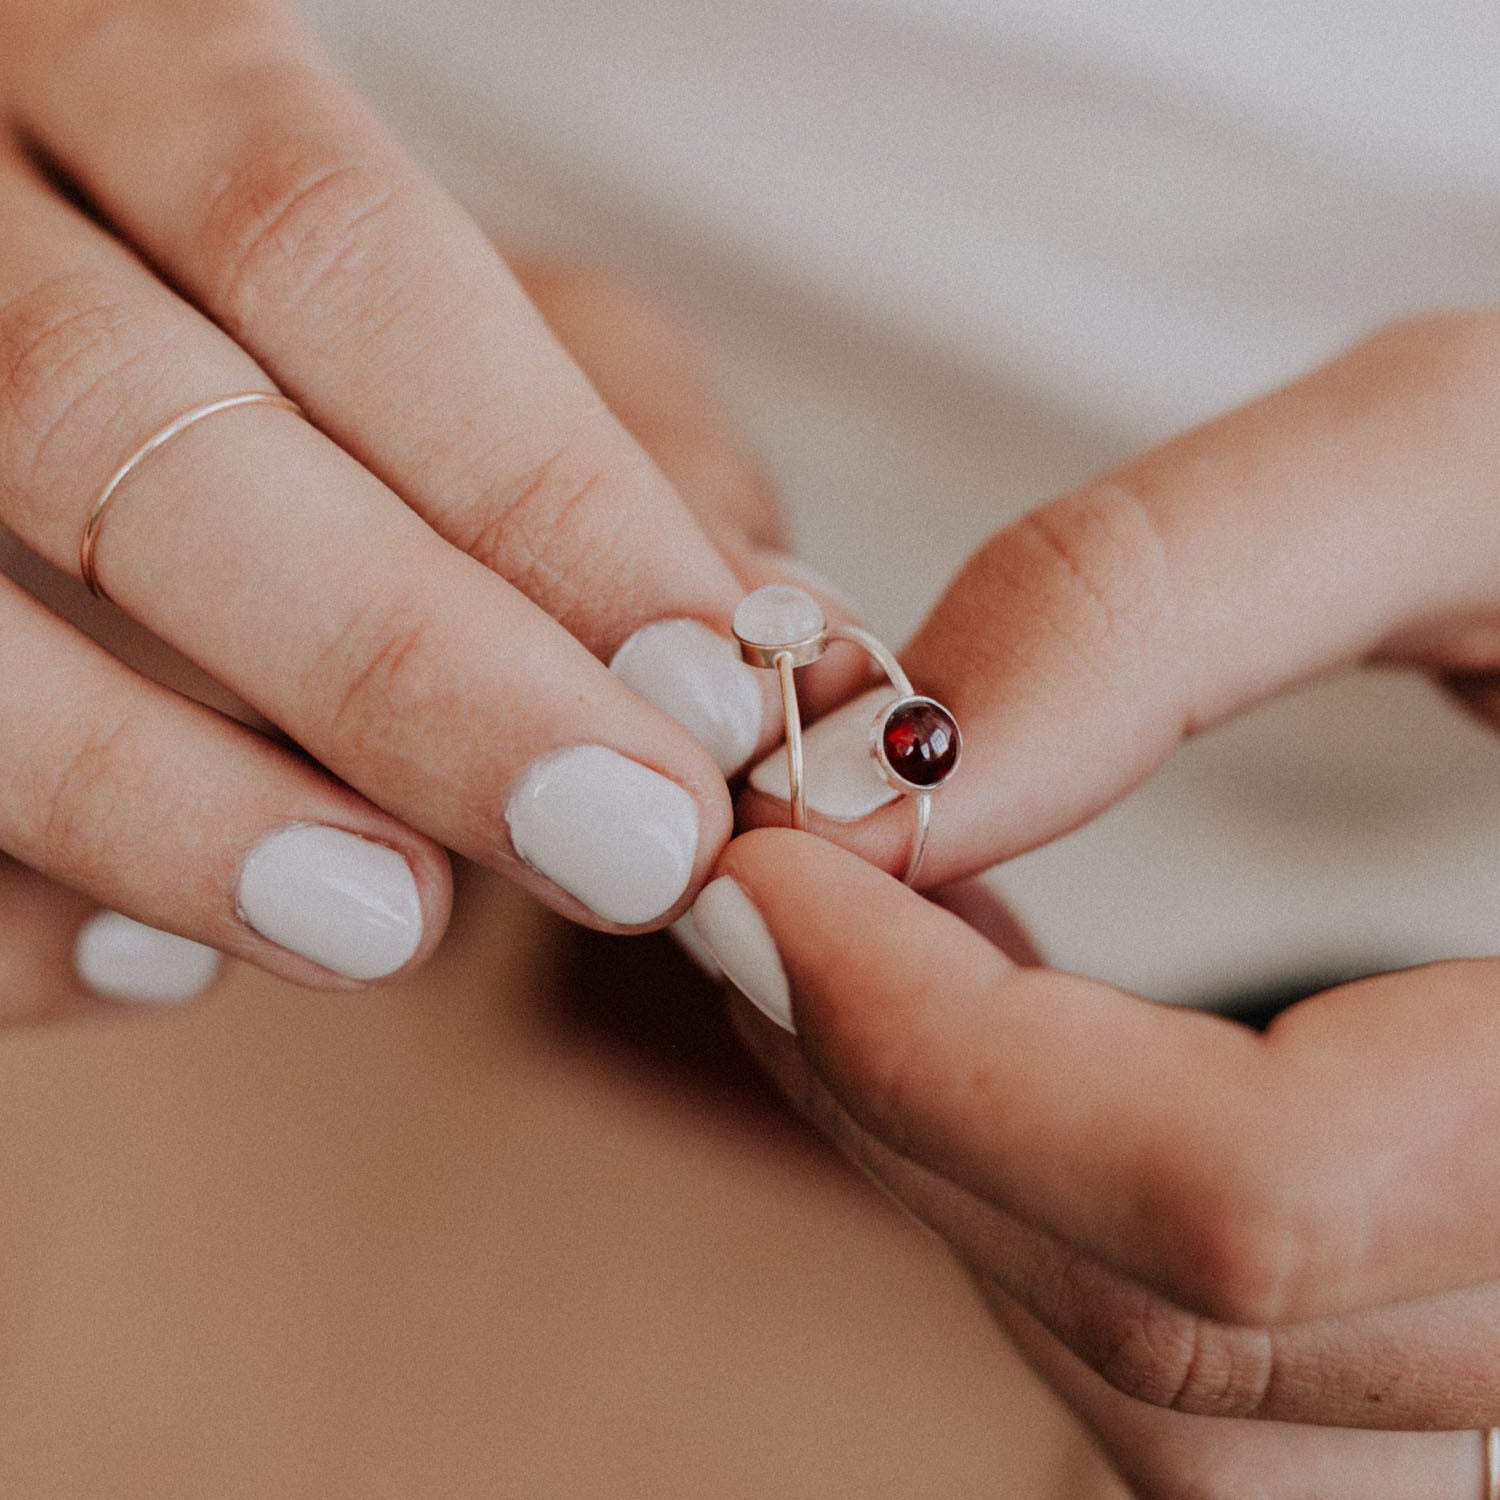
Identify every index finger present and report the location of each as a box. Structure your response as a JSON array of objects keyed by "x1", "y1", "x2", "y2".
[
  {"x1": 705, "y1": 829, "x2": 1500, "y2": 1330},
  {"x1": 739, "y1": 313, "x2": 1500, "y2": 876},
  {"x1": 7, "y1": 0, "x2": 779, "y2": 771}
]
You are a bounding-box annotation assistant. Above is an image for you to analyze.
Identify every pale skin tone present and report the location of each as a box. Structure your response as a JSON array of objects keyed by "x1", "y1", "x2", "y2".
[
  {"x1": 0, "y1": 0, "x2": 865, "y2": 1011},
  {"x1": 2, "y1": 1, "x2": 1496, "y2": 1495},
  {"x1": 725, "y1": 314, "x2": 1500, "y2": 1493}
]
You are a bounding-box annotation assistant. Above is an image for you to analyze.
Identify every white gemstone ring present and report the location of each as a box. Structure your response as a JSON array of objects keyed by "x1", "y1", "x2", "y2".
[{"x1": 731, "y1": 584, "x2": 961, "y2": 887}]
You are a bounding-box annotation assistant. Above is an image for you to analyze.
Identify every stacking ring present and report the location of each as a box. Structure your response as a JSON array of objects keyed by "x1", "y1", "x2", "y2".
[
  {"x1": 1484, "y1": 1427, "x2": 1499, "y2": 1500},
  {"x1": 80, "y1": 391, "x2": 303, "y2": 602},
  {"x1": 732, "y1": 584, "x2": 961, "y2": 887}
]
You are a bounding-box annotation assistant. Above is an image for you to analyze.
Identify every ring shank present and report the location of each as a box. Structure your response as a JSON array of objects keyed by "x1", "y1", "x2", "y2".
[
  {"x1": 767, "y1": 620, "x2": 935, "y2": 886},
  {"x1": 775, "y1": 651, "x2": 807, "y2": 831},
  {"x1": 80, "y1": 391, "x2": 302, "y2": 602}
]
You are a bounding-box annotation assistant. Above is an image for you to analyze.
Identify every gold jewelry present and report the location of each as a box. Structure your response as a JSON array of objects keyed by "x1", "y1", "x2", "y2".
[
  {"x1": 1484, "y1": 1427, "x2": 1499, "y2": 1500},
  {"x1": 80, "y1": 391, "x2": 302, "y2": 602},
  {"x1": 732, "y1": 584, "x2": 961, "y2": 887}
]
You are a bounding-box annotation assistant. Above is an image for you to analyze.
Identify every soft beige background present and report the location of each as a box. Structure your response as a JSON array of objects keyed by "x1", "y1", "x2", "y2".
[
  {"x1": 0, "y1": 871, "x2": 1123, "y2": 1496},
  {"x1": 298, "y1": 0, "x2": 1500, "y2": 1006}
]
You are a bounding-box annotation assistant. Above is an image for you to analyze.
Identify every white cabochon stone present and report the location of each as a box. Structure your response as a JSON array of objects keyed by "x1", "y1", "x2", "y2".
[{"x1": 732, "y1": 584, "x2": 825, "y2": 649}]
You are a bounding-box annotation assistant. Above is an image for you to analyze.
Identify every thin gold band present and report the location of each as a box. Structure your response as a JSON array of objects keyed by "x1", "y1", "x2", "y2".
[
  {"x1": 1485, "y1": 1427, "x2": 1499, "y2": 1500},
  {"x1": 733, "y1": 588, "x2": 959, "y2": 889},
  {"x1": 776, "y1": 651, "x2": 807, "y2": 831},
  {"x1": 80, "y1": 391, "x2": 302, "y2": 602}
]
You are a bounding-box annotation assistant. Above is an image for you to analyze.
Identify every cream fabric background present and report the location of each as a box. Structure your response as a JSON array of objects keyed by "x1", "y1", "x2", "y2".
[{"x1": 301, "y1": 0, "x2": 1500, "y2": 1003}]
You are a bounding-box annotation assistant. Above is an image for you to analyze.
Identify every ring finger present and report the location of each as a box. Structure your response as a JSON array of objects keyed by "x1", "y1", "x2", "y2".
[
  {"x1": 0, "y1": 570, "x2": 448, "y2": 989},
  {"x1": 0, "y1": 146, "x2": 731, "y2": 931}
]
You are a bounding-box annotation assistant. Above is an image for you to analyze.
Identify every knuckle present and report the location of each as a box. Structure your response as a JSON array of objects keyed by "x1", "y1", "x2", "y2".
[
  {"x1": 1091, "y1": 1295, "x2": 1274, "y2": 1419},
  {"x1": 33, "y1": 715, "x2": 140, "y2": 872},
  {"x1": 302, "y1": 595, "x2": 445, "y2": 753},
  {"x1": 195, "y1": 88, "x2": 415, "y2": 332},
  {"x1": 465, "y1": 439, "x2": 639, "y2": 640},
  {"x1": 997, "y1": 483, "x2": 1180, "y2": 703},
  {"x1": 0, "y1": 274, "x2": 174, "y2": 508}
]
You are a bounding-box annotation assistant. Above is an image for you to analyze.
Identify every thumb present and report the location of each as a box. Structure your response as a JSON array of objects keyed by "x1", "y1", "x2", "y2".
[{"x1": 740, "y1": 313, "x2": 1500, "y2": 881}]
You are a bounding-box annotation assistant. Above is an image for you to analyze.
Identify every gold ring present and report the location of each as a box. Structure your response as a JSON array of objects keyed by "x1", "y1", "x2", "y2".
[
  {"x1": 1484, "y1": 1427, "x2": 1499, "y2": 1500},
  {"x1": 732, "y1": 584, "x2": 961, "y2": 887},
  {"x1": 80, "y1": 391, "x2": 303, "y2": 603}
]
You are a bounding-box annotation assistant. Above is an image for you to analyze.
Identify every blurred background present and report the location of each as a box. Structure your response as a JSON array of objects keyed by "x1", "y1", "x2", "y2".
[{"x1": 304, "y1": 0, "x2": 1500, "y2": 1007}]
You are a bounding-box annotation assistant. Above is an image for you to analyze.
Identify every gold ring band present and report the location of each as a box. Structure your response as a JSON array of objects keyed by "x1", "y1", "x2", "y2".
[
  {"x1": 732, "y1": 584, "x2": 961, "y2": 888},
  {"x1": 80, "y1": 391, "x2": 302, "y2": 602},
  {"x1": 1484, "y1": 1427, "x2": 1499, "y2": 1500}
]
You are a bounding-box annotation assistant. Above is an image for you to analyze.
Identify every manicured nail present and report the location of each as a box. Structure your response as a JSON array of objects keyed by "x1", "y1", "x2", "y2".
[
  {"x1": 749, "y1": 685, "x2": 902, "y2": 821},
  {"x1": 506, "y1": 745, "x2": 700, "y2": 926},
  {"x1": 610, "y1": 618, "x2": 763, "y2": 775},
  {"x1": 237, "y1": 825, "x2": 423, "y2": 980},
  {"x1": 73, "y1": 911, "x2": 221, "y2": 1005},
  {"x1": 666, "y1": 912, "x2": 724, "y2": 980},
  {"x1": 690, "y1": 876, "x2": 794, "y2": 1032},
  {"x1": 755, "y1": 550, "x2": 861, "y2": 615}
]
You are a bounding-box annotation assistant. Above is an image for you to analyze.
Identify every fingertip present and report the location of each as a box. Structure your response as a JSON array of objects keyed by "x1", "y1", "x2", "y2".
[{"x1": 73, "y1": 910, "x2": 222, "y2": 1007}]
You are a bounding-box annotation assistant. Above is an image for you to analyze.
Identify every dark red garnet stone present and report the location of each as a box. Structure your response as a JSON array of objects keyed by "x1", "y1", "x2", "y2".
[{"x1": 879, "y1": 698, "x2": 960, "y2": 789}]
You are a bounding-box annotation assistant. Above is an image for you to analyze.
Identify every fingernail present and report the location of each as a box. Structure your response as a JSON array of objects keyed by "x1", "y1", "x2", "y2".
[
  {"x1": 237, "y1": 825, "x2": 423, "y2": 980},
  {"x1": 755, "y1": 550, "x2": 861, "y2": 615},
  {"x1": 506, "y1": 746, "x2": 700, "y2": 926},
  {"x1": 610, "y1": 618, "x2": 763, "y2": 775},
  {"x1": 690, "y1": 876, "x2": 794, "y2": 1032},
  {"x1": 748, "y1": 685, "x2": 901, "y2": 821},
  {"x1": 73, "y1": 911, "x2": 221, "y2": 1005},
  {"x1": 666, "y1": 912, "x2": 724, "y2": 980}
]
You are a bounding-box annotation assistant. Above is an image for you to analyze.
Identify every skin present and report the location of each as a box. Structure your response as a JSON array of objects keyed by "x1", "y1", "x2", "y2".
[
  {"x1": 0, "y1": 860, "x2": 1123, "y2": 1499},
  {"x1": 3, "y1": 2, "x2": 1493, "y2": 1492},
  {"x1": 0, "y1": 0, "x2": 877, "y2": 1003},
  {"x1": 721, "y1": 310, "x2": 1500, "y2": 1494},
  {"x1": 0, "y1": 241, "x2": 867, "y2": 1022}
]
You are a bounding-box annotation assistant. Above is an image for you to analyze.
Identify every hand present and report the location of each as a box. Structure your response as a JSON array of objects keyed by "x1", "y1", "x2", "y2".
[
  {"x1": 700, "y1": 313, "x2": 1500, "y2": 1492},
  {"x1": 0, "y1": 1, "x2": 850, "y2": 1018}
]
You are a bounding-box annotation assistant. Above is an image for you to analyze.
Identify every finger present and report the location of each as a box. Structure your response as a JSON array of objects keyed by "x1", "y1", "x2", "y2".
[
  {"x1": 704, "y1": 829, "x2": 1500, "y2": 1329},
  {"x1": 0, "y1": 857, "x2": 211, "y2": 1023},
  {"x1": 0, "y1": 855, "x2": 96, "y2": 1023},
  {"x1": 734, "y1": 1000, "x2": 1500, "y2": 1430},
  {"x1": 738, "y1": 314, "x2": 1500, "y2": 879},
  {"x1": 9, "y1": 2, "x2": 786, "y2": 774},
  {"x1": 508, "y1": 254, "x2": 874, "y2": 718},
  {"x1": 0, "y1": 149, "x2": 730, "y2": 932},
  {"x1": 1, "y1": 522, "x2": 269, "y2": 730},
  {"x1": 508, "y1": 254, "x2": 787, "y2": 552},
  {"x1": 0, "y1": 573, "x2": 447, "y2": 987},
  {"x1": 985, "y1": 1292, "x2": 1480, "y2": 1500}
]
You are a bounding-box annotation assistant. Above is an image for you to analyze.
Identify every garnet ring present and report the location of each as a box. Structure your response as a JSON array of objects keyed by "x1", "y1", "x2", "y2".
[{"x1": 731, "y1": 584, "x2": 961, "y2": 887}]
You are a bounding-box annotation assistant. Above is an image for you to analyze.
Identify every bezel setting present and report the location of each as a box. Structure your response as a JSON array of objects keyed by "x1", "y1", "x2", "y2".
[{"x1": 870, "y1": 695, "x2": 963, "y2": 792}]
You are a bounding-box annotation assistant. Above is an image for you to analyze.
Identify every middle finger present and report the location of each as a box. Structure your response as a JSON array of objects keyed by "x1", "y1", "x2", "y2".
[
  {"x1": 0, "y1": 149, "x2": 728, "y2": 930},
  {"x1": 7, "y1": 0, "x2": 780, "y2": 762}
]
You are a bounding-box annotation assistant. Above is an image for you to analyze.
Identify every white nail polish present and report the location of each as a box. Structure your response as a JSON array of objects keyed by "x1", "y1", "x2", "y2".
[
  {"x1": 73, "y1": 911, "x2": 221, "y2": 1005},
  {"x1": 237, "y1": 825, "x2": 423, "y2": 980},
  {"x1": 755, "y1": 550, "x2": 862, "y2": 616},
  {"x1": 732, "y1": 584, "x2": 825, "y2": 650},
  {"x1": 690, "y1": 876, "x2": 794, "y2": 1032},
  {"x1": 506, "y1": 746, "x2": 700, "y2": 926},
  {"x1": 667, "y1": 912, "x2": 724, "y2": 980},
  {"x1": 610, "y1": 618, "x2": 763, "y2": 775},
  {"x1": 749, "y1": 686, "x2": 902, "y2": 821}
]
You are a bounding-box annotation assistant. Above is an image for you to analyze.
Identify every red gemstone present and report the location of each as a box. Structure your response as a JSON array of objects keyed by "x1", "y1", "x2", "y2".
[{"x1": 879, "y1": 699, "x2": 960, "y2": 788}]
